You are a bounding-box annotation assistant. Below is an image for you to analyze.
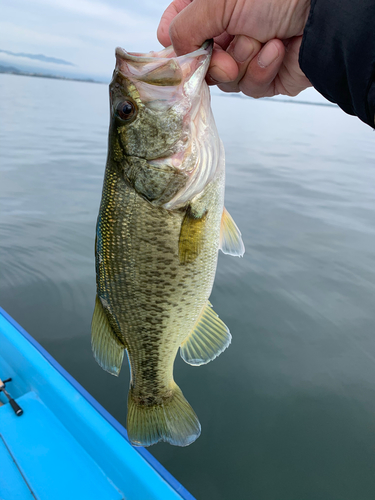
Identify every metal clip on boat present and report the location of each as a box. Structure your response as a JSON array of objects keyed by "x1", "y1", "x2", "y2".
[{"x1": 0, "y1": 377, "x2": 23, "y2": 416}]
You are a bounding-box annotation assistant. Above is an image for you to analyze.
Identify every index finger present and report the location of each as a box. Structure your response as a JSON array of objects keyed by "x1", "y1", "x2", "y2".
[
  {"x1": 157, "y1": 0, "x2": 193, "y2": 47},
  {"x1": 169, "y1": 0, "x2": 228, "y2": 55}
]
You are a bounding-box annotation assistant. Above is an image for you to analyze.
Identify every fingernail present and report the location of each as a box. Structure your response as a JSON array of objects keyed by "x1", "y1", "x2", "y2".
[
  {"x1": 258, "y1": 42, "x2": 279, "y2": 68},
  {"x1": 206, "y1": 74, "x2": 219, "y2": 85},
  {"x1": 207, "y1": 67, "x2": 231, "y2": 83},
  {"x1": 231, "y1": 35, "x2": 255, "y2": 63}
]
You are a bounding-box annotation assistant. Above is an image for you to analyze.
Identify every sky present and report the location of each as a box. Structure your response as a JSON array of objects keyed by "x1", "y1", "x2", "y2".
[
  {"x1": 0, "y1": 0, "x2": 171, "y2": 80},
  {"x1": 0, "y1": 0, "x2": 327, "y2": 104}
]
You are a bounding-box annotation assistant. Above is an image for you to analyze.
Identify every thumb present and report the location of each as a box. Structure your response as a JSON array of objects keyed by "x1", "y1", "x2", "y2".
[{"x1": 169, "y1": 0, "x2": 227, "y2": 55}]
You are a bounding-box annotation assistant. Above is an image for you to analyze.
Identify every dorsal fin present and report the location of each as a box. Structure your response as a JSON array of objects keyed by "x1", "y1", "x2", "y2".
[
  {"x1": 180, "y1": 301, "x2": 231, "y2": 366},
  {"x1": 219, "y1": 207, "x2": 245, "y2": 257},
  {"x1": 91, "y1": 295, "x2": 125, "y2": 376}
]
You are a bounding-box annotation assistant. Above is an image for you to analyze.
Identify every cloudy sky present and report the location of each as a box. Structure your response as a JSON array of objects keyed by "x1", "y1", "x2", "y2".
[
  {"x1": 0, "y1": 0, "x2": 328, "y2": 104},
  {"x1": 0, "y1": 0, "x2": 170, "y2": 80}
]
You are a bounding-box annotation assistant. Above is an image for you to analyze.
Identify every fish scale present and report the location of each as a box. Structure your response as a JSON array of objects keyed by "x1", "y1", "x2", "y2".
[{"x1": 97, "y1": 164, "x2": 224, "y2": 390}]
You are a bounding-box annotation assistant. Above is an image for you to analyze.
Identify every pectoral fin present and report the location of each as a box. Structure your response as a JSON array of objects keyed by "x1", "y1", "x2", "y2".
[
  {"x1": 178, "y1": 205, "x2": 207, "y2": 264},
  {"x1": 180, "y1": 301, "x2": 231, "y2": 366},
  {"x1": 219, "y1": 207, "x2": 245, "y2": 257},
  {"x1": 91, "y1": 295, "x2": 125, "y2": 376}
]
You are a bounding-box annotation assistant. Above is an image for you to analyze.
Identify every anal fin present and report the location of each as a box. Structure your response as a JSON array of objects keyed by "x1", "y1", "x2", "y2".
[
  {"x1": 219, "y1": 207, "x2": 245, "y2": 256},
  {"x1": 91, "y1": 295, "x2": 125, "y2": 376},
  {"x1": 180, "y1": 301, "x2": 231, "y2": 366}
]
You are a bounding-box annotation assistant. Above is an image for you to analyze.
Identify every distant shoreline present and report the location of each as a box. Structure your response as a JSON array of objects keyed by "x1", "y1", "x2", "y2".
[
  {"x1": 0, "y1": 65, "x2": 335, "y2": 108},
  {"x1": 0, "y1": 66, "x2": 105, "y2": 84}
]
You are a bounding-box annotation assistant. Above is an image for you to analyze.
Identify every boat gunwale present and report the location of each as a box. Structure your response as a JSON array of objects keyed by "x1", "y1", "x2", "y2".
[{"x1": 0, "y1": 306, "x2": 195, "y2": 500}]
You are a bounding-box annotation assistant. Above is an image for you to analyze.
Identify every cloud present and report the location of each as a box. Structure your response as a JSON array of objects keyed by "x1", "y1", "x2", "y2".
[
  {"x1": 0, "y1": 0, "x2": 170, "y2": 79},
  {"x1": 0, "y1": 21, "x2": 87, "y2": 50},
  {"x1": 28, "y1": 0, "x2": 156, "y2": 26}
]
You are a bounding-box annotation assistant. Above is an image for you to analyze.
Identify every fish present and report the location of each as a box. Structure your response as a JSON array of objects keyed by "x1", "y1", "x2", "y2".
[{"x1": 91, "y1": 40, "x2": 245, "y2": 447}]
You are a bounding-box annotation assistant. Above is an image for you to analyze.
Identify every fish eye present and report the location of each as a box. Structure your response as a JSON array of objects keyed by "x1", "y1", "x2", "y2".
[{"x1": 116, "y1": 100, "x2": 137, "y2": 121}]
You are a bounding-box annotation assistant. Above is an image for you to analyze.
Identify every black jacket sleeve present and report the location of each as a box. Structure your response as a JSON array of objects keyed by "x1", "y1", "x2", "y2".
[{"x1": 299, "y1": 0, "x2": 375, "y2": 128}]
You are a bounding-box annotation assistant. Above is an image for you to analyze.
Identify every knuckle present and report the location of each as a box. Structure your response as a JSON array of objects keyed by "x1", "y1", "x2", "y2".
[{"x1": 169, "y1": 20, "x2": 181, "y2": 46}]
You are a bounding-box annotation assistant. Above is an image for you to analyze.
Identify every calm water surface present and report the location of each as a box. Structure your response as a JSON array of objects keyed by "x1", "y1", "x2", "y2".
[{"x1": 1, "y1": 73, "x2": 375, "y2": 500}]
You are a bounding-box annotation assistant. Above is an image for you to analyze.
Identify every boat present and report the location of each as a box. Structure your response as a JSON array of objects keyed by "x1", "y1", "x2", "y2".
[{"x1": 0, "y1": 306, "x2": 195, "y2": 500}]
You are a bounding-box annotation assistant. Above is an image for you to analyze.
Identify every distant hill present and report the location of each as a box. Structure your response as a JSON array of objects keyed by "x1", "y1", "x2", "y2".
[
  {"x1": 0, "y1": 64, "x2": 21, "y2": 74},
  {"x1": 0, "y1": 64, "x2": 102, "y2": 84},
  {"x1": 0, "y1": 49, "x2": 74, "y2": 66}
]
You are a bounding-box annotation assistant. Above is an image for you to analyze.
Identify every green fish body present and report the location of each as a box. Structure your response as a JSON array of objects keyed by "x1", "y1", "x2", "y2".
[{"x1": 92, "y1": 42, "x2": 244, "y2": 447}]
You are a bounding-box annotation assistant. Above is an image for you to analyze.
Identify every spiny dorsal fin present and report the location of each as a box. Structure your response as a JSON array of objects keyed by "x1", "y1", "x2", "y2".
[
  {"x1": 180, "y1": 301, "x2": 231, "y2": 366},
  {"x1": 178, "y1": 205, "x2": 207, "y2": 264},
  {"x1": 91, "y1": 295, "x2": 125, "y2": 376},
  {"x1": 219, "y1": 207, "x2": 245, "y2": 257}
]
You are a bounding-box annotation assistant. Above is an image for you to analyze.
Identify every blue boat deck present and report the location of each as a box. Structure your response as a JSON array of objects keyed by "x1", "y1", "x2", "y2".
[
  {"x1": 0, "y1": 308, "x2": 195, "y2": 500},
  {"x1": 1, "y1": 392, "x2": 123, "y2": 500}
]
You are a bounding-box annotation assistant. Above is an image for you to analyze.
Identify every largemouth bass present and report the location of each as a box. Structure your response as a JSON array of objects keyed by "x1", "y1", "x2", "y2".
[{"x1": 92, "y1": 40, "x2": 244, "y2": 447}]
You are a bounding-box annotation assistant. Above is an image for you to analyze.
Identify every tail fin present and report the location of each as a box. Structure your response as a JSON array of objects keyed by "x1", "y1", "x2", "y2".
[{"x1": 127, "y1": 383, "x2": 201, "y2": 447}]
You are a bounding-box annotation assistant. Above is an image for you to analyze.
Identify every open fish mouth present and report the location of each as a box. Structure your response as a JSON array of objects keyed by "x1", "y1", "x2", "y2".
[
  {"x1": 114, "y1": 40, "x2": 213, "y2": 87},
  {"x1": 115, "y1": 40, "x2": 213, "y2": 67}
]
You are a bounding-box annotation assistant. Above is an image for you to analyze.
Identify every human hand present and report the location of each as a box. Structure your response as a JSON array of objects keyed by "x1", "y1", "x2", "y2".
[{"x1": 157, "y1": 0, "x2": 312, "y2": 98}]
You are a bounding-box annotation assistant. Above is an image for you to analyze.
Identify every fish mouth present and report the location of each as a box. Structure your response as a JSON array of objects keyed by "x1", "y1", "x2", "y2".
[
  {"x1": 114, "y1": 41, "x2": 213, "y2": 87},
  {"x1": 115, "y1": 40, "x2": 213, "y2": 65}
]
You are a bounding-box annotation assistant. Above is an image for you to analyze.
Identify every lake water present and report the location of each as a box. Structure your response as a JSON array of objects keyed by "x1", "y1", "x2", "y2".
[{"x1": 1, "y1": 73, "x2": 375, "y2": 500}]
